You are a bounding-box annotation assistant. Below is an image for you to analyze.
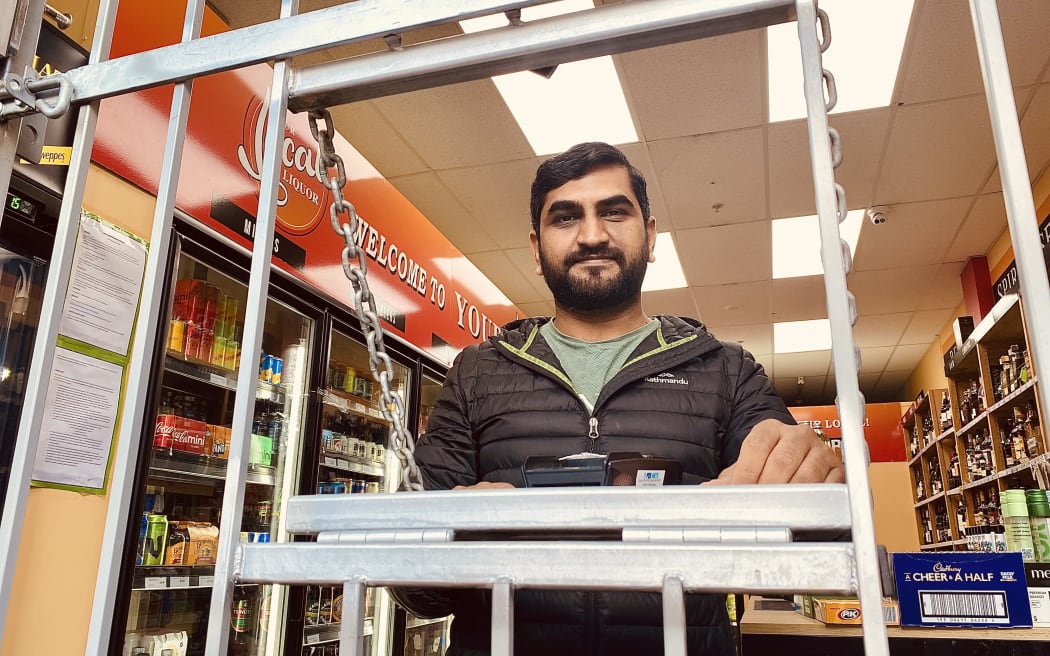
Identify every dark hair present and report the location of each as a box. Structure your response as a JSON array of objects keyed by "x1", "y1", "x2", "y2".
[{"x1": 529, "y1": 142, "x2": 650, "y2": 233}]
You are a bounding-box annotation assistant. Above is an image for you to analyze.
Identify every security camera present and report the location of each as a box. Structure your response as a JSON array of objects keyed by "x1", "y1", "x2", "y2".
[{"x1": 866, "y1": 206, "x2": 889, "y2": 226}]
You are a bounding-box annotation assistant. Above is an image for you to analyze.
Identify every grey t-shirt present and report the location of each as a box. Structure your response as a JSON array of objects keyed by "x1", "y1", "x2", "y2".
[{"x1": 539, "y1": 319, "x2": 659, "y2": 412}]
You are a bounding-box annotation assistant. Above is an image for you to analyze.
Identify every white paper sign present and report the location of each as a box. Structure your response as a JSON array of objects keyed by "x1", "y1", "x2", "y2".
[
  {"x1": 32, "y1": 347, "x2": 123, "y2": 489},
  {"x1": 58, "y1": 214, "x2": 147, "y2": 356}
]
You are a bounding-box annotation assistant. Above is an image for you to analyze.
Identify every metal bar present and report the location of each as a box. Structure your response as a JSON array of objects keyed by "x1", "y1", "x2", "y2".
[
  {"x1": 491, "y1": 578, "x2": 514, "y2": 656},
  {"x1": 288, "y1": 0, "x2": 797, "y2": 111},
  {"x1": 339, "y1": 579, "x2": 368, "y2": 656},
  {"x1": 662, "y1": 576, "x2": 686, "y2": 656},
  {"x1": 60, "y1": 0, "x2": 558, "y2": 104},
  {"x1": 203, "y1": 0, "x2": 298, "y2": 649},
  {"x1": 968, "y1": 0, "x2": 1050, "y2": 478},
  {"x1": 83, "y1": 0, "x2": 207, "y2": 653},
  {"x1": 238, "y1": 542, "x2": 857, "y2": 594},
  {"x1": 0, "y1": 0, "x2": 118, "y2": 643},
  {"x1": 0, "y1": 0, "x2": 47, "y2": 231},
  {"x1": 795, "y1": 1, "x2": 888, "y2": 654},
  {"x1": 285, "y1": 484, "x2": 852, "y2": 534}
]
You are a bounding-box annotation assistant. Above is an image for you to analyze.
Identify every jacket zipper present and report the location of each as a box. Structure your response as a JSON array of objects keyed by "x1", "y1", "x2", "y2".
[{"x1": 588, "y1": 416, "x2": 599, "y2": 440}]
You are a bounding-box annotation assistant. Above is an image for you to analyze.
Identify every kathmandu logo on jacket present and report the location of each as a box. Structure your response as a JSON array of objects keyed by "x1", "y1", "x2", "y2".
[{"x1": 644, "y1": 372, "x2": 688, "y2": 386}]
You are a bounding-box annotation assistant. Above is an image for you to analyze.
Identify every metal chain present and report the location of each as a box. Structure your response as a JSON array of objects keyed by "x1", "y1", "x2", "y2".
[
  {"x1": 815, "y1": 9, "x2": 865, "y2": 401},
  {"x1": 308, "y1": 109, "x2": 425, "y2": 492}
]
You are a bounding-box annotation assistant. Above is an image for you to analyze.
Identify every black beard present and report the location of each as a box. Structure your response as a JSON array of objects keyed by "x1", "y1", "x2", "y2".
[{"x1": 538, "y1": 244, "x2": 647, "y2": 314}]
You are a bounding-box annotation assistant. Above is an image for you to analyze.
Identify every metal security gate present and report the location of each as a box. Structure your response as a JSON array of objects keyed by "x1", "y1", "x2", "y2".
[{"x1": 0, "y1": 2, "x2": 1047, "y2": 655}]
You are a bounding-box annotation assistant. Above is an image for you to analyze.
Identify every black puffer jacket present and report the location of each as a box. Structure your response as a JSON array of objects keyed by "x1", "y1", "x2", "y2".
[{"x1": 410, "y1": 316, "x2": 795, "y2": 656}]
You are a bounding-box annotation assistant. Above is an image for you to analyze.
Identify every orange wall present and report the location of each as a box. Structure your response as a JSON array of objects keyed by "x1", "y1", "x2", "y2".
[{"x1": 1, "y1": 166, "x2": 156, "y2": 655}]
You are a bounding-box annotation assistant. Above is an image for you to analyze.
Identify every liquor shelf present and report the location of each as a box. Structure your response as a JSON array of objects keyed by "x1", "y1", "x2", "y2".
[
  {"x1": 987, "y1": 376, "x2": 1039, "y2": 416},
  {"x1": 132, "y1": 565, "x2": 215, "y2": 591},
  {"x1": 960, "y1": 451, "x2": 1050, "y2": 491},
  {"x1": 150, "y1": 452, "x2": 276, "y2": 486},
  {"x1": 321, "y1": 388, "x2": 390, "y2": 423},
  {"x1": 320, "y1": 454, "x2": 384, "y2": 478},
  {"x1": 913, "y1": 490, "x2": 945, "y2": 509},
  {"x1": 908, "y1": 428, "x2": 955, "y2": 466},
  {"x1": 303, "y1": 619, "x2": 374, "y2": 645},
  {"x1": 165, "y1": 349, "x2": 286, "y2": 404}
]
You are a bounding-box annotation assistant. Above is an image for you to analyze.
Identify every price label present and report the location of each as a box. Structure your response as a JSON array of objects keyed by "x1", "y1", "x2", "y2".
[
  {"x1": 199, "y1": 576, "x2": 214, "y2": 587},
  {"x1": 170, "y1": 576, "x2": 190, "y2": 588},
  {"x1": 324, "y1": 457, "x2": 338, "y2": 468},
  {"x1": 306, "y1": 634, "x2": 320, "y2": 644},
  {"x1": 144, "y1": 576, "x2": 167, "y2": 589},
  {"x1": 337, "y1": 459, "x2": 350, "y2": 470},
  {"x1": 210, "y1": 373, "x2": 226, "y2": 385}
]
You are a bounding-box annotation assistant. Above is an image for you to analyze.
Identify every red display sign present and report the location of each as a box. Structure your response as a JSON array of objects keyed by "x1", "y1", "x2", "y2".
[
  {"x1": 91, "y1": 3, "x2": 520, "y2": 363},
  {"x1": 789, "y1": 403, "x2": 907, "y2": 463}
]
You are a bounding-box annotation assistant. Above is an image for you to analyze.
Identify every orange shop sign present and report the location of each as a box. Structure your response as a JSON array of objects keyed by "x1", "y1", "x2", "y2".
[
  {"x1": 789, "y1": 403, "x2": 907, "y2": 463},
  {"x1": 90, "y1": 3, "x2": 520, "y2": 363}
]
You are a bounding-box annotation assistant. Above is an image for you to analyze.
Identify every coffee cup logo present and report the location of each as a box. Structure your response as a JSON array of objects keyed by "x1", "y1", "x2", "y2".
[{"x1": 237, "y1": 94, "x2": 331, "y2": 235}]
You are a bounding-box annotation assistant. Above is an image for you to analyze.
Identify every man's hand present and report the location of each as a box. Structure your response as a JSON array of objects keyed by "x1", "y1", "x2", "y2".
[
  {"x1": 452, "y1": 482, "x2": 515, "y2": 490},
  {"x1": 703, "y1": 419, "x2": 845, "y2": 485}
]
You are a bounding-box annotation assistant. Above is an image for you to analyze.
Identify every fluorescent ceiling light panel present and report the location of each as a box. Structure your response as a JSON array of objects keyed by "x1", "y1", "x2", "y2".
[
  {"x1": 767, "y1": 0, "x2": 914, "y2": 122},
  {"x1": 461, "y1": 0, "x2": 637, "y2": 155},
  {"x1": 774, "y1": 319, "x2": 832, "y2": 353},
  {"x1": 642, "y1": 232, "x2": 688, "y2": 292},
  {"x1": 771, "y1": 209, "x2": 863, "y2": 279}
]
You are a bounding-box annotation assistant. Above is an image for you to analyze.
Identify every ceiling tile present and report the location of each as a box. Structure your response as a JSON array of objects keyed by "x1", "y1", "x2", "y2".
[
  {"x1": 875, "y1": 96, "x2": 996, "y2": 204},
  {"x1": 767, "y1": 109, "x2": 891, "y2": 219},
  {"x1": 330, "y1": 101, "x2": 430, "y2": 178},
  {"x1": 852, "y1": 312, "x2": 912, "y2": 348},
  {"x1": 614, "y1": 143, "x2": 672, "y2": 229},
  {"x1": 900, "y1": 308, "x2": 955, "y2": 346},
  {"x1": 517, "y1": 301, "x2": 555, "y2": 317},
  {"x1": 918, "y1": 262, "x2": 966, "y2": 311},
  {"x1": 704, "y1": 323, "x2": 773, "y2": 356},
  {"x1": 692, "y1": 281, "x2": 772, "y2": 326},
  {"x1": 372, "y1": 80, "x2": 535, "y2": 170},
  {"x1": 896, "y1": 0, "x2": 1050, "y2": 105},
  {"x1": 859, "y1": 346, "x2": 896, "y2": 373},
  {"x1": 852, "y1": 196, "x2": 972, "y2": 272},
  {"x1": 886, "y1": 343, "x2": 932, "y2": 372},
  {"x1": 944, "y1": 193, "x2": 1007, "y2": 262},
  {"x1": 774, "y1": 350, "x2": 832, "y2": 378},
  {"x1": 437, "y1": 158, "x2": 539, "y2": 250},
  {"x1": 388, "y1": 171, "x2": 500, "y2": 254},
  {"x1": 771, "y1": 276, "x2": 827, "y2": 322},
  {"x1": 619, "y1": 31, "x2": 764, "y2": 140},
  {"x1": 874, "y1": 370, "x2": 912, "y2": 400},
  {"x1": 504, "y1": 247, "x2": 553, "y2": 300},
  {"x1": 466, "y1": 251, "x2": 546, "y2": 306},
  {"x1": 985, "y1": 84, "x2": 1050, "y2": 193},
  {"x1": 858, "y1": 371, "x2": 882, "y2": 395},
  {"x1": 849, "y1": 265, "x2": 940, "y2": 315},
  {"x1": 649, "y1": 129, "x2": 767, "y2": 229},
  {"x1": 676, "y1": 220, "x2": 771, "y2": 285},
  {"x1": 643, "y1": 288, "x2": 699, "y2": 319}
]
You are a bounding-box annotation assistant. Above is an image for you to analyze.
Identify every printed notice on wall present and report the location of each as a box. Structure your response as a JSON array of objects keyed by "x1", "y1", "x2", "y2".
[
  {"x1": 58, "y1": 213, "x2": 147, "y2": 356},
  {"x1": 32, "y1": 347, "x2": 123, "y2": 490}
]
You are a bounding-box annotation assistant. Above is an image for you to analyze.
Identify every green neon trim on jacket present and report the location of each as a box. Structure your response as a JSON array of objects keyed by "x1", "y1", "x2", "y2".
[
  {"x1": 497, "y1": 327, "x2": 576, "y2": 390},
  {"x1": 622, "y1": 331, "x2": 698, "y2": 369}
]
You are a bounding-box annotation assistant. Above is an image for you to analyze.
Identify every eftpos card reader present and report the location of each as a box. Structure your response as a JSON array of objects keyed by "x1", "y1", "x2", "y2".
[{"x1": 522, "y1": 452, "x2": 682, "y2": 488}]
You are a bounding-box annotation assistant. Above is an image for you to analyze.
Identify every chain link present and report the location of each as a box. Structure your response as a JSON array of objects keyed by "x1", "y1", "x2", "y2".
[{"x1": 308, "y1": 109, "x2": 425, "y2": 492}]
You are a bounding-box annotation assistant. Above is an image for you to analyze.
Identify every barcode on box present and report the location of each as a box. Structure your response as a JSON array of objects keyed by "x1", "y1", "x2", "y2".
[
  {"x1": 883, "y1": 604, "x2": 899, "y2": 624},
  {"x1": 919, "y1": 590, "x2": 1008, "y2": 623}
]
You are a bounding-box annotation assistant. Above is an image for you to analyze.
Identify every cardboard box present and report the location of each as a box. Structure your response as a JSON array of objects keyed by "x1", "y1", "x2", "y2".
[
  {"x1": 1026, "y1": 563, "x2": 1050, "y2": 627},
  {"x1": 811, "y1": 597, "x2": 899, "y2": 625},
  {"x1": 893, "y1": 552, "x2": 1032, "y2": 627},
  {"x1": 953, "y1": 316, "x2": 975, "y2": 346},
  {"x1": 184, "y1": 522, "x2": 218, "y2": 565}
]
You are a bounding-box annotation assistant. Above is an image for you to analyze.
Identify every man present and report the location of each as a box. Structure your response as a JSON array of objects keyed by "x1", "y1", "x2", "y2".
[{"x1": 408, "y1": 142, "x2": 844, "y2": 655}]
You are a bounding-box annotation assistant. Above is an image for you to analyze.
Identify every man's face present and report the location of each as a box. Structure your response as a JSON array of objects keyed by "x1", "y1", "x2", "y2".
[{"x1": 530, "y1": 165, "x2": 656, "y2": 313}]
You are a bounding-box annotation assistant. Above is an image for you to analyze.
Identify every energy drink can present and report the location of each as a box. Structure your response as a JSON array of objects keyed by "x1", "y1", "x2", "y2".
[
  {"x1": 198, "y1": 330, "x2": 214, "y2": 362},
  {"x1": 351, "y1": 480, "x2": 366, "y2": 494},
  {"x1": 330, "y1": 482, "x2": 346, "y2": 494},
  {"x1": 168, "y1": 320, "x2": 185, "y2": 352},
  {"x1": 224, "y1": 340, "x2": 240, "y2": 371},
  {"x1": 364, "y1": 482, "x2": 380, "y2": 494},
  {"x1": 184, "y1": 323, "x2": 203, "y2": 359},
  {"x1": 259, "y1": 354, "x2": 274, "y2": 383},
  {"x1": 142, "y1": 514, "x2": 168, "y2": 566},
  {"x1": 343, "y1": 367, "x2": 356, "y2": 394},
  {"x1": 271, "y1": 357, "x2": 283, "y2": 386},
  {"x1": 210, "y1": 336, "x2": 227, "y2": 366},
  {"x1": 317, "y1": 482, "x2": 334, "y2": 494}
]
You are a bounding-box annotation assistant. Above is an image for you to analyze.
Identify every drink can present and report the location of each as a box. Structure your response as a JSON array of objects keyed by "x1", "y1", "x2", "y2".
[
  {"x1": 224, "y1": 340, "x2": 240, "y2": 371},
  {"x1": 154, "y1": 414, "x2": 175, "y2": 450},
  {"x1": 271, "y1": 357, "x2": 283, "y2": 386},
  {"x1": 256, "y1": 532, "x2": 270, "y2": 543},
  {"x1": 187, "y1": 290, "x2": 205, "y2": 325},
  {"x1": 330, "y1": 482, "x2": 346, "y2": 494},
  {"x1": 224, "y1": 297, "x2": 239, "y2": 333},
  {"x1": 364, "y1": 482, "x2": 380, "y2": 494},
  {"x1": 198, "y1": 329, "x2": 214, "y2": 362},
  {"x1": 317, "y1": 482, "x2": 334, "y2": 494},
  {"x1": 184, "y1": 323, "x2": 203, "y2": 359},
  {"x1": 210, "y1": 336, "x2": 227, "y2": 366},
  {"x1": 142, "y1": 514, "x2": 169, "y2": 566},
  {"x1": 168, "y1": 320, "x2": 186, "y2": 352},
  {"x1": 351, "y1": 480, "x2": 366, "y2": 494},
  {"x1": 344, "y1": 367, "x2": 357, "y2": 394},
  {"x1": 259, "y1": 354, "x2": 274, "y2": 383},
  {"x1": 240, "y1": 532, "x2": 251, "y2": 543},
  {"x1": 202, "y1": 285, "x2": 219, "y2": 331}
]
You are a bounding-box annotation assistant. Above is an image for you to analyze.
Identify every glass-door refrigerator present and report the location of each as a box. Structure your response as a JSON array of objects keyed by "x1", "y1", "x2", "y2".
[
  {"x1": 114, "y1": 234, "x2": 317, "y2": 656},
  {"x1": 292, "y1": 322, "x2": 412, "y2": 656}
]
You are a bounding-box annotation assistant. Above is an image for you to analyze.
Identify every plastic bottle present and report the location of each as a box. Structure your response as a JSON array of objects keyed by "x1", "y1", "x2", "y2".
[
  {"x1": 1026, "y1": 489, "x2": 1050, "y2": 562},
  {"x1": 1000, "y1": 489, "x2": 1036, "y2": 562}
]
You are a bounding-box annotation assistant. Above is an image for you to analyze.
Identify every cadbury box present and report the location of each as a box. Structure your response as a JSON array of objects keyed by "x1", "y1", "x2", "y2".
[
  {"x1": 892, "y1": 552, "x2": 1031, "y2": 627},
  {"x1": 1026, "y1": 563, "x2": 1050, "y2": 627}
]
